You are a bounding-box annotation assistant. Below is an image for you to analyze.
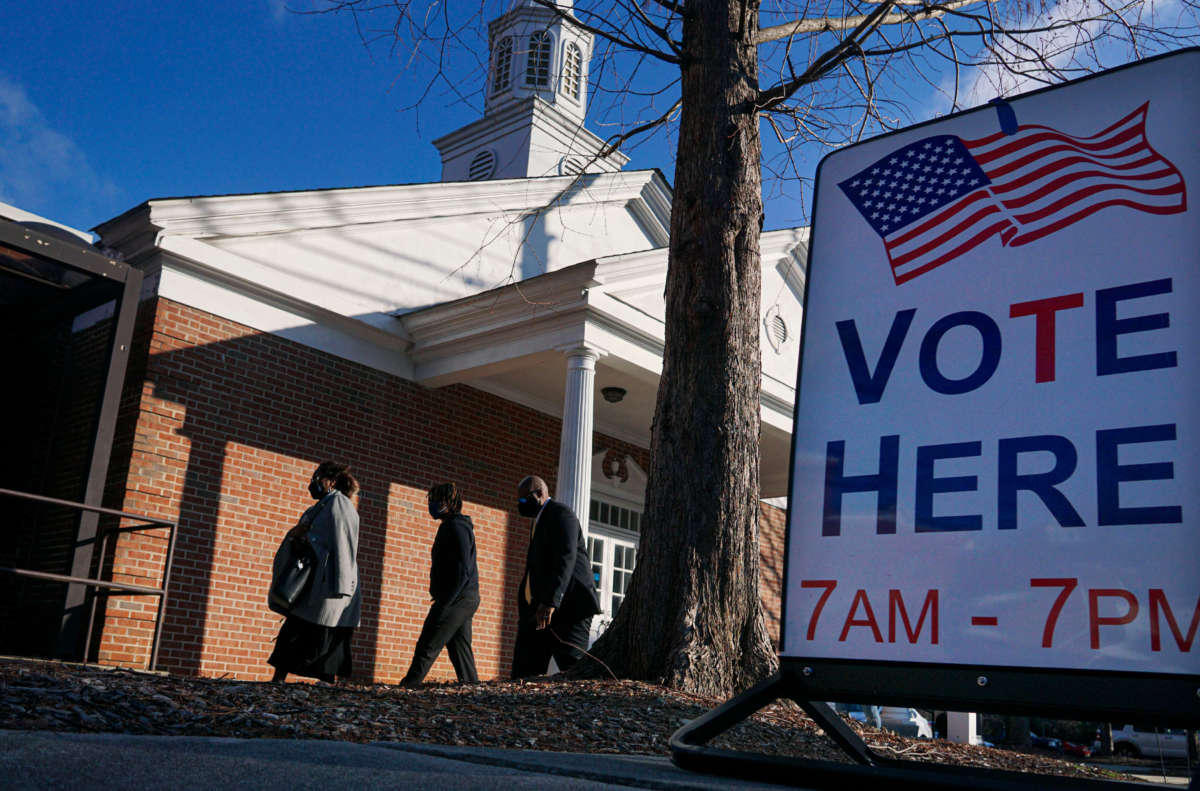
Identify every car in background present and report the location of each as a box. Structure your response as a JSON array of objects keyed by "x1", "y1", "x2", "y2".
[
  {"x1": 1061, "y1": 740, "x2": 1092, "y2": 758},
  {"x1": 1031, "y1": 732, "x2": 1062, "y2": 751},
  {"x1": 1111, "y1": 725, "x2": 1190, "y2": 760},
  {"x1": 830, "y1": 703, "x2": 933, "y2": 739}
]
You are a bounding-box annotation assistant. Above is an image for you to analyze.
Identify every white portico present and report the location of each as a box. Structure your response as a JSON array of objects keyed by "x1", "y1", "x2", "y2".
[{"x1": 400, "y1": 227, "x2": 809, "y2": 535}]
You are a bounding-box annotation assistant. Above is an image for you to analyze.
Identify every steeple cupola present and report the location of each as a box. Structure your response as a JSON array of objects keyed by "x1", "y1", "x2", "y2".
[
  {"x1": 433, "y1": 0, "x2": 628, "y2": 182},
  {"x1": 485, "y1": 0, "x2": 590, "y2": 124}
]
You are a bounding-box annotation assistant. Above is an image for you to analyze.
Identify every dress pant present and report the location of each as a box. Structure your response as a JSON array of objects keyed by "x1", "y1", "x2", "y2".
[
  {"x1": 402, "y1": 593, "x2": 480, "y2": 684},
  {"x1": 511, "y1": 604, "x2": 593, "y2": 679}
]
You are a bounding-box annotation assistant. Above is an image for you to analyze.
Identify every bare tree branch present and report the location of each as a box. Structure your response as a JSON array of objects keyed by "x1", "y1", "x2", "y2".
[
  {"x1": 599, "y1": 97, "x2": 682, "y2": 157},
  {"x1": 647, "y1": 0, "x2": 684, "y2": 14},
  {"x1": 755, "y1": 0, "x2": 993, "y2": 45},
  {"x1": 756, "y1": 0, "x2": 900, "y2": 111},
  {"x1": 527, "y1": 0, "x2": 681, "y2": 63}
]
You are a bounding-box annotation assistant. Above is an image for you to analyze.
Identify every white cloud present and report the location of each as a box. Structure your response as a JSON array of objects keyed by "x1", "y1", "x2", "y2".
[
  {"x1": 0, "y1": 74, "x2": 118, "y2": 227},
  {"x1": 923, "y1": 0, "x2": 1186, "y2": 116}
]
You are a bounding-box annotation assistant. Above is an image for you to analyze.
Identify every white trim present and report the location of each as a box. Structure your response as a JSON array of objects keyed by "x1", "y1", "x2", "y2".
[{"x1": 96, "y1": 169, "x2": 657, "y2": 245}]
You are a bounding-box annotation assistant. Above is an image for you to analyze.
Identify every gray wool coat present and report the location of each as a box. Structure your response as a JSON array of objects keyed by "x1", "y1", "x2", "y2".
[{"x1": 285, "y1": 490, "x2": 361, "y2": 628}]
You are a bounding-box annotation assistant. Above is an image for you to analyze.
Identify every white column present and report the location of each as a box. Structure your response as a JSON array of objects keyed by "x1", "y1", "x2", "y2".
[{"x1": 556, "y1": 346, "x2": 598, "y2": 536}]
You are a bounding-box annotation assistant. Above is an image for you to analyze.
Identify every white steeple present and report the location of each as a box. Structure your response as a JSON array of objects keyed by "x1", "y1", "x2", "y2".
[{"x1": 433, "y1": 0, "x2": 628, "y2": 182}]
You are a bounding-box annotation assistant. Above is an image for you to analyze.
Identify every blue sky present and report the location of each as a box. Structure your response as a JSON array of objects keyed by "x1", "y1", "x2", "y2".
[
  {"x1": 2, "y1": 1, "x2": 1191, "y2": 236},
  {"x1": 1, "y1": 2, "x2": 518, "y2": 233},
  {"x1": 3, "y1": 1, "x2": 699, "y2": 236}
]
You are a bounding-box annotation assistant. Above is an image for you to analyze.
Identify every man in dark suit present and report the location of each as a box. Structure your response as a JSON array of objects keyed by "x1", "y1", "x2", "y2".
[{"x1": 511, "y1": 475, "x2": 601, "y2": 678}]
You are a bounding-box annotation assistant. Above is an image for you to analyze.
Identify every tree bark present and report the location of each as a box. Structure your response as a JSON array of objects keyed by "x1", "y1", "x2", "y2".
[{"x1": 583, "y1": 0, "x2": 778, "y2": 697}]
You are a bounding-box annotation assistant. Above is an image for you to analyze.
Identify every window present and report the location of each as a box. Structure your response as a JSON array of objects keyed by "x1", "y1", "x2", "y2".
[
  {"x1": 611, "y1": 543, "x2": 636, "y2": 611},
  {"x1": 562, "y1": 42, "x2": 582, "y2": 100},
  {"x1": 590, "y1": 498, "x2": 640, "y2": 533},
  {"x1": 492, "y1": 37, "x2": 513, "y2": 94},
  {"x1": 588, "y1": 496, "x2": 641, "y2": 619},
  {"x1": 525, "y1": 31, "x2": 552, "y2": 87}
]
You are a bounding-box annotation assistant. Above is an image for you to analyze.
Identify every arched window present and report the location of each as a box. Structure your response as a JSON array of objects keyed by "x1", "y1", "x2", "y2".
[
  {"x1": 492, "y1": 37, "x2": 513, "y2": 94},
  {"x1": 562, "y1": 42, "x2": 583, "y2": 100},
  {"x1": 525, "y1": 30, "x2": 552, "y2": 88}
]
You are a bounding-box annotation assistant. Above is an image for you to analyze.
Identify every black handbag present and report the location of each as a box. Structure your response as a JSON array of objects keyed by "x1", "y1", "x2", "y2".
[{"x1": 269, "y1": 535, "x2": 318, "y2": 615}]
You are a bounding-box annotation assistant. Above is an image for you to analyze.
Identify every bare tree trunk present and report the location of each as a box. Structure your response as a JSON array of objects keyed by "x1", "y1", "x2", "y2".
[{"x1": 584, "y1": 0, "x2": 778, "y2": 698}]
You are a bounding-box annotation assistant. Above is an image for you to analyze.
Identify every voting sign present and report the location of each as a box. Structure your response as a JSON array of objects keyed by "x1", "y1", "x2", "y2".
[{"x1": 784, "y1": 50, "x2": 1200, "y2": 685}]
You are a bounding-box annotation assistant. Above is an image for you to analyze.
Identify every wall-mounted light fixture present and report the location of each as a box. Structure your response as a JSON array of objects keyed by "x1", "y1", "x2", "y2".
[{"x1": 601, "y1": 386, "x2": 627, "y2": 403}]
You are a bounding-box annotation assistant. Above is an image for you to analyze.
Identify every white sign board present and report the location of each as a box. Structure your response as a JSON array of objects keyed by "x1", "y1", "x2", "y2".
[{"x1": 785, "y1": 50, "x2": 1200, "y2": 679}]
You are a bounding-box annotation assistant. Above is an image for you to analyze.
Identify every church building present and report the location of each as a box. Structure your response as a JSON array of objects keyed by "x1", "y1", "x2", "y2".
[{"x1": 2, "y1": 0, "x2": 807, "y2": 683}]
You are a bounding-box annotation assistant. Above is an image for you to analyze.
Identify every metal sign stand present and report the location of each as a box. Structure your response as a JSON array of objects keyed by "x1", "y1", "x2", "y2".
[{"x1": 671, "y1": 665, "x2": 1198, "y2": 790}]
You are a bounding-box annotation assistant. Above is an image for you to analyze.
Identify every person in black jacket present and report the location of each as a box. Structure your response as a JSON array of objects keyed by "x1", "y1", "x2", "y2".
[
  {"x1": 511, "y1": 475, "x2": 601, "y2": 679},
  {"x1": 400, "y1": 482, "x2": 480, "y2": 686}
]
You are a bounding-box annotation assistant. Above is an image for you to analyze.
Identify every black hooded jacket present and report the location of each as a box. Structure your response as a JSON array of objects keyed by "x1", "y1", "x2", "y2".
[{"x1": 429, "y1": 513, "x2": 480, "y2": 603}]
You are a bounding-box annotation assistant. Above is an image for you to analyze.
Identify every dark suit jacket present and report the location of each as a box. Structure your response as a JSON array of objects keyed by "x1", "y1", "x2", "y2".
[{"x1": 521, "y1": 499, "x2": 601, "y2": 621}]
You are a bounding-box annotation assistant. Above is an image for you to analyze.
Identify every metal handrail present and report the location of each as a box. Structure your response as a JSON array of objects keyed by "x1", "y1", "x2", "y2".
[{"x1": 0, "y1": 487, "x2": 178, "y2": 671}]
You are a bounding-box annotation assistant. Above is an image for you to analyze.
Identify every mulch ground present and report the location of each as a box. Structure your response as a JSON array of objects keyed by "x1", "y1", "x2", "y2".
[{"x1": 0, "y1": 656, "x2": 1131, "y2": 782}]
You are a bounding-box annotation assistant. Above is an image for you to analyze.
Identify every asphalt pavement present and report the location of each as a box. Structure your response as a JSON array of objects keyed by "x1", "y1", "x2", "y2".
[
  {"x1": 3, "y1": 731, "x2": 1193, "y2": 790},
  {"x1": 0, "y1": 731, "x2": 801, "y2": 791}
]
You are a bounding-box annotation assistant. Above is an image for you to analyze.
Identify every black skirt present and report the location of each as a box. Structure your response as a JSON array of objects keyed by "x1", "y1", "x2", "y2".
[{"x1": 268, "y1": 616, "x2": 354, "y2": 681}]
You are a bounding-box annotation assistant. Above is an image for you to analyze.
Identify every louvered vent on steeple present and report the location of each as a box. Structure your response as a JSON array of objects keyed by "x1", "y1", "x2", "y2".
[{"x1": 469, "y1": 150, "x2": 497, "y2": 180}]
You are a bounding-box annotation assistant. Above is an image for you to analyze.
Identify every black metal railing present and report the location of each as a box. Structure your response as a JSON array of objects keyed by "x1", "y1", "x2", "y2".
[{"x1": 0, "y1": 487, "x2": 178, "y2": 671}]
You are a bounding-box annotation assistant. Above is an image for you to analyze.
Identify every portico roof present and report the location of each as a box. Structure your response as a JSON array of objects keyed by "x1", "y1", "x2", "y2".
[{"x1": 400, "y1": 228, "x2": 808, "y2": 496}]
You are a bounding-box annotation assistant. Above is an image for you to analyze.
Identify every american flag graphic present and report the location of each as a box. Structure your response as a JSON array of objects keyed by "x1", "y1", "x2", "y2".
[{"x1": 838, "y1": 103, "x2": 1187, "y2": 285}]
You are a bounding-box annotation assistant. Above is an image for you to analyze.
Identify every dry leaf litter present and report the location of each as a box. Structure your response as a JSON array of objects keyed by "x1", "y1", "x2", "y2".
[{"x1": 0, "y1": 656, "x2": 1131, "y2": 782}]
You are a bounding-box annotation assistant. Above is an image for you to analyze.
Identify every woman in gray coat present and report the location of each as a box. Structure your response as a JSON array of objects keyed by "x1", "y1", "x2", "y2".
[{"x1": 269, "y1": 461, "x2": 361, "y2": 683}]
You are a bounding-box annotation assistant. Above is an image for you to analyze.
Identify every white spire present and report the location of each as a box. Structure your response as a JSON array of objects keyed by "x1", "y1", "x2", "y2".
[{"x1": 432, "y1": 0, "x2": 628, "y2": 182}]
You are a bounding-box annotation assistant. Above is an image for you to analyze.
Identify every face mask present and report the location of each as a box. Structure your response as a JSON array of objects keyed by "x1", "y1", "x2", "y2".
[
  {"x1": 308, "y1": 481, "x2": 326, "y2": 500},
  {"x1": 517, "y1": 496, "x2": 541, "y2": 517},
  {"x1": 428, "y1": 502, "x2": 443, "y2": 519}
]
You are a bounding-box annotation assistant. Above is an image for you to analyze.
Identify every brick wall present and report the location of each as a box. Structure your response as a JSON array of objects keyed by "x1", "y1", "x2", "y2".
[
  {"x1": 758, "y1": 502, "x2": 787, "y2": 648},
  {"x1": 97, "y1": 297, "x2": 789, "y2": 682}
]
